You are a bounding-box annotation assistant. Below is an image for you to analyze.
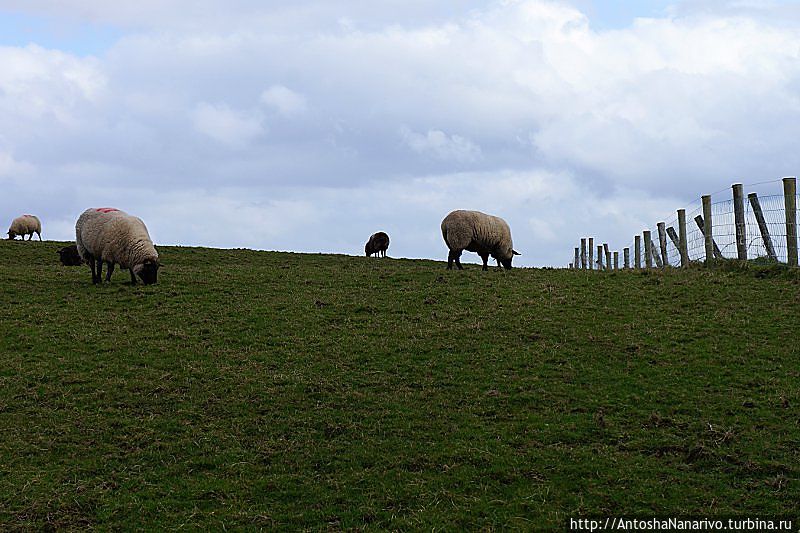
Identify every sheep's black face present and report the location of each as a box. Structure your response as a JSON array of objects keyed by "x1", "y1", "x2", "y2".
[
  {"x1": 137, "y1": 260, "x2": 159, "y2": 285},
  {"x1": 501, "y1": 249, "x2": 521, "y2": 269}
]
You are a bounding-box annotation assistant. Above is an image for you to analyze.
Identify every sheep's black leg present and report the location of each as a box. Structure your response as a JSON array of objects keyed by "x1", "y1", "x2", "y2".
[
  {"x1": 105, "y1": 262, "x2": 115, "y2": 282},
  {"x1": 447, "y1": 250, "x2": 455, "y2": 270},
  {"x1": 96, "y1": 259, "x2": 103, "y2": 284},
  {"x1": 449, "y1": 250, "x2": 464, "y2": 270},
  {"x1": 480, "y1": 254, "x2": 489, "y2": 271},
  {"x1": 129, "y1": 268, "x2": 137, "y2": 285},
  {"x1": 88, "y1": 255, "x2": 97, "y2": 283},
  {"x1": 37, "y1": 232, "x2": 42, "y2": 241}
]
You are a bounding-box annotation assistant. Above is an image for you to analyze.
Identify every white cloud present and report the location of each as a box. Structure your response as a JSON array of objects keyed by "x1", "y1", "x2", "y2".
[
  {"x1": 0, "y1": 150, "x2": 35, "y2": 180},
  {"x1": 190, "y1": 102, "x2": 264, "y2": 148},
  {"x1": 0, "y1": 44, "x2": 105, "y2": 125},
  {"x1": 400, "y1": 127, "x2": 482, "y2": 163},
  {"x1": 260, "y1": 85, "x2": 307, "y2": 116},
  {"x1": 2, "y1": 1, "x2": 800, "y2": 265}
]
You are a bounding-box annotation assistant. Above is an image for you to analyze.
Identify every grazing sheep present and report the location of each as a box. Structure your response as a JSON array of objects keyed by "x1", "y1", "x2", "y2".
[
  {"x1": 75, "y1": 207, "x2": 159, "y2": 285},
  {"x1": 441, "y1": 209, "x2": 519, "y2": 270},
  {"x1": 365, "y1": 231, "x2": 390, "y2": 257},
  {"x1": 7, "y1": 214, "x2": 41, "y2": 241},
  {"x1": 57, "y1": 244, "x2": 83, "y2": 266}
]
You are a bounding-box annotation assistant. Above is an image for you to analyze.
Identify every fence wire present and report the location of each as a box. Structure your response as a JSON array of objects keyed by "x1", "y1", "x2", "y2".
[{"x1": 575, "y1": 179, "x2": 798, "y2": 268}]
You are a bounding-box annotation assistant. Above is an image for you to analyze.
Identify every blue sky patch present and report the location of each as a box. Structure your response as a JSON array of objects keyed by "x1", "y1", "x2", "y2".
[{"x1": 0, "y1": 10, "x2": 121, "y2": 56}]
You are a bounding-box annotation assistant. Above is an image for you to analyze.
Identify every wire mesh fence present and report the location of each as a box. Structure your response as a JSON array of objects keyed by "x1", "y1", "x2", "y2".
[{"x1": 572, "y1": 178, "x2": 799, "y2": 269}]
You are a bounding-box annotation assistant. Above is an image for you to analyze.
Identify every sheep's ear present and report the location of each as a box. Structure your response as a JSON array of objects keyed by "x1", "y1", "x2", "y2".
[{"x1": 512, "y1": 250, "x2": 521, "y2": 255}]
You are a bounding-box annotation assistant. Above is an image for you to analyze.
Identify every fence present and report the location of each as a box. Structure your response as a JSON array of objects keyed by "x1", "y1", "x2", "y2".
[{"x1": 570, "y1": 177, "x2": 799, "y2": 270}]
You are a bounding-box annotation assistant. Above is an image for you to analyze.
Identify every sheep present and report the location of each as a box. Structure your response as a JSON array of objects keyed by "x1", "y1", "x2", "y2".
[
  {"x1": 75, "y1": 207, "x2": 160, "y2": 285},
  {"x1": 440, "y1": 209, "x2": 520, "y2": 270},
  {"x1": 365, "y1": 231, "x2": 390, "y2": 257},
  {"x1": 7, "y1": 214, "x2": 41, "y2": 241},
  {"x1": 57, "y1": 244, "x2": 83, "y2": 266}
]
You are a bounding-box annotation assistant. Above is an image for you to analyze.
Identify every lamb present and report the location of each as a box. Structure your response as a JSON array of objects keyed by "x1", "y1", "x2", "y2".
[
  {"x1": 57, "y1": 244, "x2": 83, "y2": 266},
  {"x1": 75, "y1": 207, "x2": 160, "y2": 285},
  {"x1": 7, "y1": 214, "x2": 42, "y2": 241},
  {"x1": 365, "y1": 231, "x2": 390, "y2": 257},
  {"x1": 440, "y1": 209, "x2": 520, "y2": 270}
]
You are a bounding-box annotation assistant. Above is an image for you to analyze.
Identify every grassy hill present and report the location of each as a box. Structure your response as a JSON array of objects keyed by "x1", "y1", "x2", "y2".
[{"x1": 1, "y1": 240, "x2": 798, "y2": 529}]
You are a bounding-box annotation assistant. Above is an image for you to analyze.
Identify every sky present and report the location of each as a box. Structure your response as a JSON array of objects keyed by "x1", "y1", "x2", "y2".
[{"x1": 1, "y1": 0, "x2": 800, "y2": 267}]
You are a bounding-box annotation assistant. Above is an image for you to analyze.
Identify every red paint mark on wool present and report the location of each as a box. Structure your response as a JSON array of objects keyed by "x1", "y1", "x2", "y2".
[{"x1": 95, "y1": 208, "x2": 120, "y2": 213}]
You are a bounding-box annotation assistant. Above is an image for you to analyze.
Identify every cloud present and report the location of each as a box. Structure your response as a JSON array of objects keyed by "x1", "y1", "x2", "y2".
[
  {"x1": 2, "y1": 1, "x2": 800, "y2": 266},
  {"x1": 400, "y1": 127, "x2": 482, "y2": 163},
  {"x1": 260, "y1": 85, "x2": 307, "y2": 116},
  {"x1": 0, "y1": 44, "x2": 105, "y2": 124},
  {"x1": 0, "y1": 149, "x2": 35, "y2": 180},
  {"x1": 190, "y1": 102, "x2": 264, "y2": 148}
]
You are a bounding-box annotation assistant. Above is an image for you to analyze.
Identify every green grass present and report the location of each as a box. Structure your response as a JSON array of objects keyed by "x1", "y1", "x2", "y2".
[{"x1": 1, "y1": 240, "x2": 798, "y2": 529}]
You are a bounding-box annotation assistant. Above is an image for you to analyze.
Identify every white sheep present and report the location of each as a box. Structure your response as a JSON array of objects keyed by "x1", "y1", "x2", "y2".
[
  {"x1": 441, "y1": 209, "x2": 519, "y2": 270},
  {"x1": 7, "y1": 214, "x2": 42, "y2": 241},
  {"x1": 75, "y1": 207, "x2": 160, "y2": 285}
]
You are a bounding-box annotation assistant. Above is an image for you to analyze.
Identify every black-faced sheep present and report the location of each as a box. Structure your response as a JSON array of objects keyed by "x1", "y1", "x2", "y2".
[
  {"x1": 75, "y1": 208, "x2": 160, "y2": 285},
  {"x1": 57, "y1": 244, "x2": 83, "y2": 266},
  {"x1": 365, "y1": 232, "x2": 390, "y2": 257},
  {"x1": 441, "y1": 210, "x2": 519, "y2": 270},
  {"x1": 7, "y1": 215, "x2": 41, "y2": 240}
]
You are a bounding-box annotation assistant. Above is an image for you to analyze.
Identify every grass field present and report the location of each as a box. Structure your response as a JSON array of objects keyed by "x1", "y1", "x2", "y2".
[{"x1": 1, "y1": 239, "x2": 798, "y2": 529}]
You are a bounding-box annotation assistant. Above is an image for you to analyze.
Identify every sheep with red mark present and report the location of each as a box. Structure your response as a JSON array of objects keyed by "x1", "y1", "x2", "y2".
[
  {"x1": 76, "y1": 208, "x2": 160, "y2": 285},
  {"x1": 7, "y1": 214, "x2": 41, "y2": 240}
]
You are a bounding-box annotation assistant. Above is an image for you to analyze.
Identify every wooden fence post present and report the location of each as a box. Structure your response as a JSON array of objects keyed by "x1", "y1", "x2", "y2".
[
  {"x1": 588, "y1": 238, "x2": 594, "y2": 271},
  {"x1": 613, "y1": 251, "x2": 619, "y2": 270},
  {"x1": 784, "y1": 177, "x2": 798, "y2": 267},
  {"x1": 580, "y1": 238, "x2": 587, "y2": 269},
  {"x1": 634, "y1": 235, "x2": 641, "y2": 269},
  {"x1": 694, "y1": 215, "x2": 723, "y2": 259},
  {"x1": 650, "y1": 239, "x2": 664, "y2": 268},
  {"x1": 732, "y1": 183, "x2": 747, "y2": 261},
  {"x1": 644, "y1": 231, "x2": 653, "y2": 268},
  {"x1": 624, "y1": 247, "x2": 630, "y2": 269},
  {"x1": 657, "y1": 222, "x2": 669, "y2": 267},
  {"x1": 604, "y1": 243, "x2": 611, "y2": 271},
  {"x1": 702, "y1": 195, "x2": 714, "y2": 265},
  {"x1": 597, "y1": 245, "x2": 604, "y2": 270},
  {"x1": 678, "y1": 209, "x2": 689, "y2": 267},
  {"x1": 574, "y1": 247, "x2": 580, "y2": 269},
  {"x1": 747, "y1": 193, "x2": 777, "y2": 261},
  {"x1": 666, "y1": 226, "x2": 680, "y2": 249}
]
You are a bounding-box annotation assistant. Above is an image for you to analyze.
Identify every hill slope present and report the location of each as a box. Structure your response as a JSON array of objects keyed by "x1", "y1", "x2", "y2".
[{"x1": 1, "y1": 241, "x2": 798, "y2": 529}]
